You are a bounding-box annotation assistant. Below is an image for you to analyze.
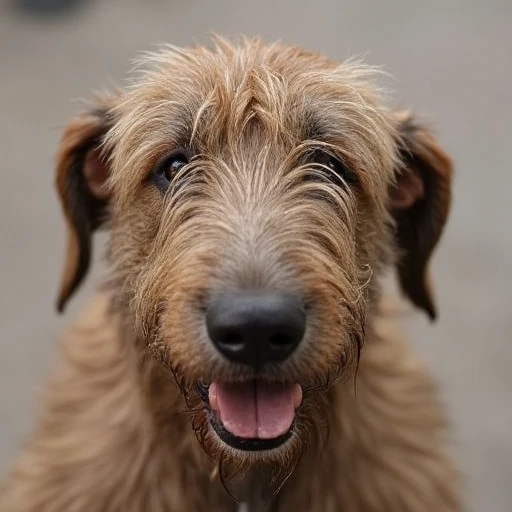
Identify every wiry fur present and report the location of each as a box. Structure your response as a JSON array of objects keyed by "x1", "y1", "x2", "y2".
[{"x1": 1, "y1": 38, "x2": 460, "y2": 511}]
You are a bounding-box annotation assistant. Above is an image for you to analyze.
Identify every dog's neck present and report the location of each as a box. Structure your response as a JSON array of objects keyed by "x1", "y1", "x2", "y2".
[
  {"x1": 231, "y1": 468, "x2": 283, "y2": 512},
  {"x1": 238, "y1": 500, "x2": 278, "y2": 512}
]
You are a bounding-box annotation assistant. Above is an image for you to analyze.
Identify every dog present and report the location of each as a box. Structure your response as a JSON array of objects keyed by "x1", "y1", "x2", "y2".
[{"x1": 0, "y1": 37, "x2": 460, "y2": 511}]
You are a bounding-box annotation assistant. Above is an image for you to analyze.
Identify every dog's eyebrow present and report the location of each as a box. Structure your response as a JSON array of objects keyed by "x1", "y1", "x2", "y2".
[
  {"x1": 302, "y1": 110, "x2": 334, "y2": 143},
  {"x1": 302, "y1": 111, "x2": 323, "y2": 140}
]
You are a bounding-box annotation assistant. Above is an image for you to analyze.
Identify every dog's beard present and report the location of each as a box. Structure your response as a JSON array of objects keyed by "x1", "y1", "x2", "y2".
[
  {"x1": 139, "y1": 282, "x2": 365, "y2": 501},
  {"x1": 143, "y1": 332, "x2": 360, "y2": 504},
  {"x1": 189, "y1": 385, "x2": 331, "y2": 501}
]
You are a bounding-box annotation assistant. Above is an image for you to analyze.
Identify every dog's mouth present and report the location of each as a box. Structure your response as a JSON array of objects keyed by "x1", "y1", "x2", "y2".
[{"x1": 198, "y1": 380, "x2": 302, "y2": 451}]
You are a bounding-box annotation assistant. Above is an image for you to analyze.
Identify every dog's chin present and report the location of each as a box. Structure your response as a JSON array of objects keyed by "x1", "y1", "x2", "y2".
[{"x1": 197, "y1": 380, "x2": 302, "y2": 453}]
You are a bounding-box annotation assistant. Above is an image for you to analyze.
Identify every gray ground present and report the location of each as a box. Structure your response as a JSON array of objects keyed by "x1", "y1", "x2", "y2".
[{"x1": 0, "y1": 0, "x2": 511, "y2": 510}]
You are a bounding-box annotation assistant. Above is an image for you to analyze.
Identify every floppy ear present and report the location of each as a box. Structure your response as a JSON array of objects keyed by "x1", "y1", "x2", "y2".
[
  {"x1": 55, "y1": 97, "x2": 117, "y2": 312},
  {"x1": 390, "y1": 111, "x2": 453, "y2": 320}
]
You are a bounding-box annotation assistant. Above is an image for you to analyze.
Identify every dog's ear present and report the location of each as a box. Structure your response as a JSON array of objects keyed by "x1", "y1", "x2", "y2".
[
  {"x1": 55, "y1": 98, "x2": 117, "y2": 312},
  {"x1": 390, "y1": 111, "x2": 453, "y2": 320}
]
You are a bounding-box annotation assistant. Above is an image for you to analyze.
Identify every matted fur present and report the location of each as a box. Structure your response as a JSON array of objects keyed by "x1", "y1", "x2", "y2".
[{"x1": 0, "y1": 38, "x2": 460, "y2": 511}]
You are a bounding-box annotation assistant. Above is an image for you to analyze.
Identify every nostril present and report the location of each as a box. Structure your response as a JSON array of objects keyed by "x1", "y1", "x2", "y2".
[{"x1": 218, "y1": 330, "x2": 244, "y2": 350}]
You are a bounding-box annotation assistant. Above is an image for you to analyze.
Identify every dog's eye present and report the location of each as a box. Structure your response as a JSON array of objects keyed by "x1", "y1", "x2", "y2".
[
  {"x1": 309, "y1": 150, "x2": 356, "y2": 186},
  {"x1": 151, "y1": 151, "x2": 190, "y2": 193},
  {"x1": 161, "y1": 153, "x2": 189, "y2": 182}
]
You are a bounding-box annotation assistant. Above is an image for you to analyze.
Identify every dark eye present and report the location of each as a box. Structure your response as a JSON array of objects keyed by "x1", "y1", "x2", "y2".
[
  {"x1": 161, "y1": 153, "x2": 189, "y2": 182},
  {"x1": 309, "y1": 150, "x2": 356, "y2": 186},
  {"x1": 151, "y1": 151, "x2": 189, "y2": 193}
]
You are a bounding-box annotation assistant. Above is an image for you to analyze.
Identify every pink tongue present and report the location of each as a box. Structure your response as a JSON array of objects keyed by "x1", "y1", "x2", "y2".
[{"x1": 209, "y1": 381, "x2": 301, "y2": 439}]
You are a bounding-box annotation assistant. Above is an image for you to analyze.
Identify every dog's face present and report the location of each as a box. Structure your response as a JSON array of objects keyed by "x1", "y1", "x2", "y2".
[{"x1": 54, "y1": 39, "x2": 451, "y2": 484}]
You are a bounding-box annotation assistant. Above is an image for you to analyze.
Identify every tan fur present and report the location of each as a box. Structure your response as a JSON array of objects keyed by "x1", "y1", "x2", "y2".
[{"x1": 0, "y1": 38, "x2": 460, "y2": 511}]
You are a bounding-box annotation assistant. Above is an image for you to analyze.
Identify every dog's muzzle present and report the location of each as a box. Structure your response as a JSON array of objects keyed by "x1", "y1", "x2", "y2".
[{"x1": 201, "y1": 291, "x2": 305, "y2": 450}]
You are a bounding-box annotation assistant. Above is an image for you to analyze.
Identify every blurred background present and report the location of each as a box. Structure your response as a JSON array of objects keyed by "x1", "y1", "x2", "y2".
[{"x1": 0, "y1": 0, "x2": 510, "y2": 510}]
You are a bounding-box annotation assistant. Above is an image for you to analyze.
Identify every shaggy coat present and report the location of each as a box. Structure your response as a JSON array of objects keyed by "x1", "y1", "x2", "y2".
[{"x1": 1, "y1": 38, "x2": 459, "y2": 512}]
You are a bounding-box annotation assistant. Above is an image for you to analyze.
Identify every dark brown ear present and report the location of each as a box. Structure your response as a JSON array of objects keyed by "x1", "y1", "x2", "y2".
[
  {"x1": 390, "y1": 111, "x2": 453, "y2": 320},
  {"x1": 55, "y1": 97, "x2": 117, "y2": 312}
]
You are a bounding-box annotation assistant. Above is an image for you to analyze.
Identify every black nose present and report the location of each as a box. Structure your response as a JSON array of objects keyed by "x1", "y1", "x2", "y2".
[{"x1": 206, "y1": 292, "x2": 306, "y2": 370}]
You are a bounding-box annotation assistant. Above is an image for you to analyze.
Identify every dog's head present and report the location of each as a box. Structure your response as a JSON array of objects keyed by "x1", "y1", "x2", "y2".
[{"x1": 54, "y1": 39, "x2": 452, "y2": 487}]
